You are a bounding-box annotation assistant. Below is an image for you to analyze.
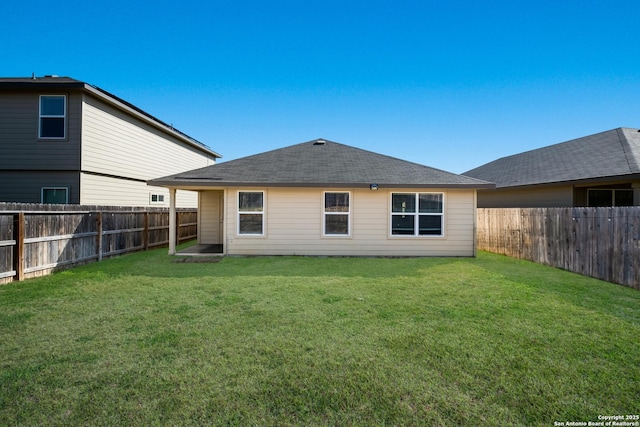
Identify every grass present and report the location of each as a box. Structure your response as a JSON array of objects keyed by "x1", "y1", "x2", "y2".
[{"x1": 1, "y1": 245, "x2": 639, "y2": 426}]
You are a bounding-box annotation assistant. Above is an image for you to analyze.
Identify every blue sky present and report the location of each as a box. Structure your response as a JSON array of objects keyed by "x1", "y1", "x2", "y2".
[{"x1": 3, "y1": 0, "x2": 639, "y2": 173}]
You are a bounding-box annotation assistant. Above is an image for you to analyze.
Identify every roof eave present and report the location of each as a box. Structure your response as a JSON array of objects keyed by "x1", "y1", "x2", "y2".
[
  {"x1": 148, "y1": 179, "x2": 495, "y2": 189},
  {"x1": 488, "y1": 172, "x2": 640, "y2": 190},
  {"x1": 81, "y1": 85, "x2": 222, "y2": 159},
  {"x1": 0, "y1": 78, "x2": 222, "y2": 159}
]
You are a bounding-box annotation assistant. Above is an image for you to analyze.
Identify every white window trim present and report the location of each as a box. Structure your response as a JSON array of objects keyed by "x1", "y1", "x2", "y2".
[
  {"x1": 237, "y1": 190, "x2": 266, "y2": 236},
  {"x1": 39, "y1": 95, "x2": 67, "y2": 139},
  {"x1": 389, "y1": 192, "x2": 445, "y2": 238},
  {"x1": 322, "y1": 191, "x2": 352, "y2": 237},
  {"x1": 41, "y1": 187, "x2": 69, "y2": 204},
  {"x1": 150, "y1": 193, "x2": 166, "y2": 204}
]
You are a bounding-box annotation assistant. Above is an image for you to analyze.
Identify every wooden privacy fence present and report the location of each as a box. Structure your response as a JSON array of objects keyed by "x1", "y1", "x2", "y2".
[
  {"x1": 0, "y1": 204, "x2": 197, "y2": 284},
  {"x1": 477, "y1": 207, "x2": 640, "y2": 290}
]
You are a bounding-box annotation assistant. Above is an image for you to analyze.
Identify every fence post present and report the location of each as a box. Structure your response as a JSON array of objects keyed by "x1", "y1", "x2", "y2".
[
  {"x1": 168, "y1": 189, "x2": 177, "y2": 255},
  {"x1": 143, "y1": 212, "x2": 149, "y2": 251},
  {"x1": 14, "y1": 212, "x2": 25, "y2": 281},
  {"x1": 96, "y1": 212, "x2": 103, "y2": 261}
]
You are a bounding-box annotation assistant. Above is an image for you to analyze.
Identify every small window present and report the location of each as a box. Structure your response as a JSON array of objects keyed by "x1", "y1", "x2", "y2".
[
  {"x1": 150, "y1": 193, "x2": 165, "y2": 204},
  {"x1": 39, "y1": 95, "x2": 66, "y2": 139},
  {"x1": 238, "y1": 191, "x2": 264, "y2": 235},
  {"x1": 391, "y1": 192, "x2": 444, "y2": 236},
  {"x1": 324, "y1": 192, "x2": 350, "y2": 236},
  {"x1": 42, "y1": 187, "x2": 68, "y2": 204}
]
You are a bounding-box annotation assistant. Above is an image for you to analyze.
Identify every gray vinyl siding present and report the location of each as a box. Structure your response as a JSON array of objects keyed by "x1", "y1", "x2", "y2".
[
  {"x1": 0, "y1": 90, "x2": 81, "y2": 171},
  {"x1": 1, "y1": 82, "x2": 216, "y2": 206},
  {"x1": 0, "y1": 171, "x2": 80, "y2": 203},
  {"x1": 476, "y1": 185, "x2": 574, "y2": 208}
]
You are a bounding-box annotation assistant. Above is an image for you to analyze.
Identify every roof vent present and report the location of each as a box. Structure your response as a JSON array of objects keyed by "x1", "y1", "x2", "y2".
[
  {"x1": 44, "y1": 74, "x2": 59, "y2": 78},
  {"x1": 313, "y1": 139, "x2": 326, "y2": 145}
]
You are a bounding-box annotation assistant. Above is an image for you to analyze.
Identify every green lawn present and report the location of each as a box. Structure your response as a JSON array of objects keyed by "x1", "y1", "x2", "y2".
[{"x1": 1, "y1": 246, "x2": 639, "y2": 426}]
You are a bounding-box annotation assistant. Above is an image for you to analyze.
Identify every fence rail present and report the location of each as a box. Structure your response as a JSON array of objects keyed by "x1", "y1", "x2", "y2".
[
  {"x1": 477, "y1": 207, "x2": 640, "y2": 290},
  {"x1": 0, "y1": 203, "x2": 197, "y2": 284}
]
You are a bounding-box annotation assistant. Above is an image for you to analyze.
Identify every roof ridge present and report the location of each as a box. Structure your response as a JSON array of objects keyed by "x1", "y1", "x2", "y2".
[
  {"x1": 463, "y1": 127, "x2": 640, "y2": 188},
  {"x1": 617, "y1": 128, "x2": 640, "y2": 173},
  {"x1": 463, "y1": 128, "x2": 632, "y2": 176},
  {"x1": 150, "y1": 139, "x2": 494, "y2": 188},
  {"x1": 319, "y1": 139, "x2": 490, "y2": 180}
]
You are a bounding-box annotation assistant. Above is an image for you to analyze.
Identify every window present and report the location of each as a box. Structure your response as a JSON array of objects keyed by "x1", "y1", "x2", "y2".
[
  {"x1": 588, "y1": 189, "x2": 634, "y2": 207},
  {"x1": 324, "y1": 192, "x2": 350, "y2": 236},
  {"x1": 39, "y1": 95, "x2": 66, "y2": 138},
  {"x1": 150, "y1": 193, "x2": 165, "y2": 204},
  {"x1": 41, "y1": 187, "x2": 68, "y2": 204},
  {"x1": 391, "y1": 192, "x2": 443, "y2": 236},
  {"x1": 238, "y1": 191, "x2": 264, "y2": 235}
]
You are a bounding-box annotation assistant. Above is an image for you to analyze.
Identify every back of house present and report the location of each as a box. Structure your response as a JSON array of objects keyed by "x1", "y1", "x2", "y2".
[{"x1": 149, "y1": 139, "x2": 494, "y2": 257}]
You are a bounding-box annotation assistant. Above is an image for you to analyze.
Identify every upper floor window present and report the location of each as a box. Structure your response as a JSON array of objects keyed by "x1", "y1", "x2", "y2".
[
  {"x1": 324, "y1": 192, "x2": 350, "y2": 236},
  {"x1": 391, "y1": 192, "x2": 444, "y2": 236},
  {"x1": 39, "y1": 95, "x2": 66, "y2": 139}
]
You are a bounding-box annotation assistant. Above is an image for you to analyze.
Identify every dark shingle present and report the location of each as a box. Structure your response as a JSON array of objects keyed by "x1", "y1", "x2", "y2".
[
  {"x1": 463, "y1": 128, "x2": 640, "y2": 188},
  {"x1": 150, "y1": 139, "x2": 493, "y2": 188}
]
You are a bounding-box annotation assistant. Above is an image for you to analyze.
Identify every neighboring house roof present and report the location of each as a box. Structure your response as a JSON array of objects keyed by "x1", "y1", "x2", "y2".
[
  {"x1": 0, "y1": 76, "x2": 221, "y2": 158},
  {"x1": 149, "y1": 138, "x2": 494, "y2": 188},
  {"x1": 463, "y1": 128, "x2": 640, "y2": 188}
]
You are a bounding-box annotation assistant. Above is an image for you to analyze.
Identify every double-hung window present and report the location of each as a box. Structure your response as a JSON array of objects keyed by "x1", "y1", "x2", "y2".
[
  {"x1": 391, "y1": 192, "x2": 444, "y2": 236},
  {"x1": 238, "y1": 191, "x2": 264, "y2": 235},
  {"x1": 39, "y1": 95, "x2": 66, "y2": 139},
  {"x1": 323, "y1": 192, "x2": 350, "y2": 236}
]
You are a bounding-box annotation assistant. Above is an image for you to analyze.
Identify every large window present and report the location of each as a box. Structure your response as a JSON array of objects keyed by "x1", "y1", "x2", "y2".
[
  {"x1": 391, "y1": 192, "x2": 444, "y2": 236},
  {"x1": 39, "y1": 95, "x2": 66, "y2": 139},
  {"x1": 41, "y1": 187, "x2": 68, "y2": 204},
  {"x1": 324, "y1": 192, "x2": 350, "y2": 236},
  {"x1": 588, "y1": 189, "x2": 634, "y2": 207},
  {"x1": 238, "y1": 191, "x2": 264, "y2": 235}
]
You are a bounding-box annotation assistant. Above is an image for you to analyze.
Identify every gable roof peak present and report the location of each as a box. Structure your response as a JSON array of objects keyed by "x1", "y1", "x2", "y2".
[{"x1": 149, "y1": 138, "x2": 494, "y2": 189}]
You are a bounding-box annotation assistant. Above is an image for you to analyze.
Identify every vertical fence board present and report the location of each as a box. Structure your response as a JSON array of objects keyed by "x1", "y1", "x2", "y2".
[
  {"x1": 0, "y1": 215, "x2": 14, "y2": 284},
  {"x1": 15, "y1": 213, "x2": 24, "y2": 281}
]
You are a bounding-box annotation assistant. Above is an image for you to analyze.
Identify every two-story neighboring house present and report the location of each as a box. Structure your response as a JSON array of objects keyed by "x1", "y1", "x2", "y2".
[{"x1": 0, "y1": 75, "x2": 221, "y2": 206}]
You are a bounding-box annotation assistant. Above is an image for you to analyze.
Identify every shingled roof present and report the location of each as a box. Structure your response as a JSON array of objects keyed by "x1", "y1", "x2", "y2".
[
  {"x1": 463, "y1": 128, "x2": 640, "y2": 188},
  {"x1": 149, "y1": 139, "x2": 493, "y2": 189}
]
